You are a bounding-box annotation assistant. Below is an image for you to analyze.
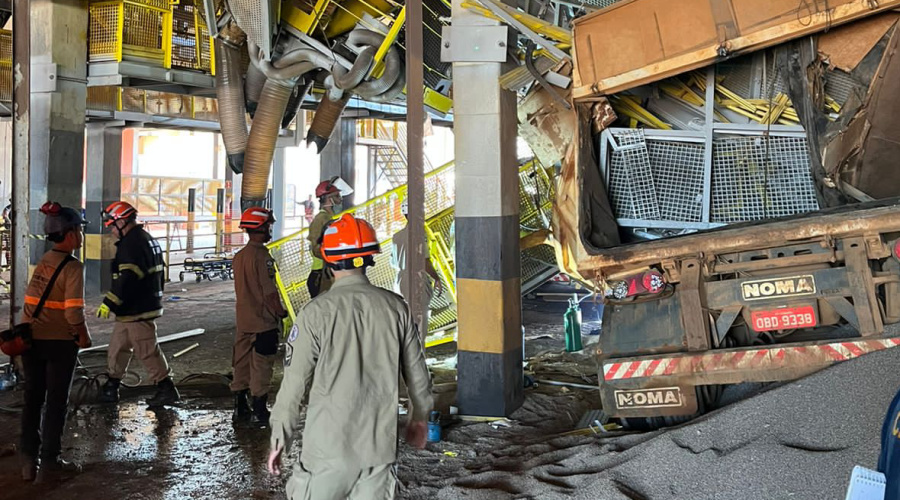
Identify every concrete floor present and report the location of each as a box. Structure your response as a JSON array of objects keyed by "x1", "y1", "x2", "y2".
[{"x1": 0, "y1": 278, "x2": 893, "y2": 499}]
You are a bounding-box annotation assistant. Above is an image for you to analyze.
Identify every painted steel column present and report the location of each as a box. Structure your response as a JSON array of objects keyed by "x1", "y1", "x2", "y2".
[
  {"x1": 28, "y1": 0, "x2": 88, "y2": 266},
  {"x1": 10, "y1": 0, "x2": 29, "y2": 325},
  {"x1": 407, "y1": 0, "x2": 426, "y2": 337},
  {"x1": 320, "y1": 118, "x2": 357, "y2": 201},
  {"x1": 452, "y1": 0, "x2": 523, "y2": 416},
  {"x1": 84, "y1": 123, "x2": 123, "y2": 296},
  {"x1": 271, "y1": 147, "x2": 286, "y2": 239},
  {"x1": 186, "y1": 188, "x2": 196, "y2": 253}
]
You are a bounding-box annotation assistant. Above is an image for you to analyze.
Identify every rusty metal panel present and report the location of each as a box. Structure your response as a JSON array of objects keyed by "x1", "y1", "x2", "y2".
[
  {"x1": 571, "y1": 0, "x2": 900, "y2": 100},
  {"x1": 678, "y1": 259, "x2": 710, "y2": 352},
  {"x1": 843, "y1": 236, "x2": 883, "y2": 336},
  {"x1": 600, "y1": 292, "x2": 687, "y2": 358}
]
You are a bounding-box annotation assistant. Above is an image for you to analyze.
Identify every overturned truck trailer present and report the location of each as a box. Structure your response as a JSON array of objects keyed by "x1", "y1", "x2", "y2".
[{"x1": 550, "y1": 1, "x2": 900, "y2": 427}]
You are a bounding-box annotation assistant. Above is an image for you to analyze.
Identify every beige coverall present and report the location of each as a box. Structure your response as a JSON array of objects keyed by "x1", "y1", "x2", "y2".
[
  {"x1": 306, "y1": 210, "x2": 334, "y2": 296},
  {"x1": 232, "y1": 241, "x2": 285, "y2": 396},
  {"x1": 270, "y1": 274, "x2": 434, "y2": 500}
]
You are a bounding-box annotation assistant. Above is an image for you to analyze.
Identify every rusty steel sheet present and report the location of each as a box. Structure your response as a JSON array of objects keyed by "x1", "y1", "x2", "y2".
[
  {"x1": 571, "y1": 0, "x2": 900, "y2": 100},
  {"x1": 601, "y1": 336, "x2": 900, "y2": 389},
  {"x1": 575, "y1": 198, "x2": 900, "y2": 279}
]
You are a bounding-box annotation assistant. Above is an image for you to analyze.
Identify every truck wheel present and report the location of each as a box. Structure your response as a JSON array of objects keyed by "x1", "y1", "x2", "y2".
[
  {"x1": 179, "y1": 272, "x2": 184, "y2": 282},
  {"x1": 620, "y1": 414, "x2": 695, "y2": 431},
  {"x1": 619, "y1": 385, "x2": 723, "y2": 431}
]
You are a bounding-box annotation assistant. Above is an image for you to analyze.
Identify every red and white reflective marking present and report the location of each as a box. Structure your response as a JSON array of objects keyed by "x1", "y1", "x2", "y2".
[{"x1": 603, "y1": 337, "x2": 900, "y2": 381}]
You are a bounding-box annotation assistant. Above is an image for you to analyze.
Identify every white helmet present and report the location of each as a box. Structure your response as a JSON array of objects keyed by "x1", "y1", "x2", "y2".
[{"x1": 401, "y1": 197, "x2": 408, "y2": 216}]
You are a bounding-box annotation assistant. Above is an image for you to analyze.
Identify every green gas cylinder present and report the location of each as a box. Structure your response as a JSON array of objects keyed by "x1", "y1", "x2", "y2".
[{"x1": 564, "y1": 295, "x2": 583, "y2": 352}]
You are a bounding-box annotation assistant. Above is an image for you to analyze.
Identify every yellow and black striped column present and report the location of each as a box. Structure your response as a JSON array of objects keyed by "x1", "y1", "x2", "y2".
[
  {"x1": 452, "y1": 0, "x2": 522, "y2": 417},
  {"x1": 84, "y1": 123, "x2": 123, "y2": 296}
]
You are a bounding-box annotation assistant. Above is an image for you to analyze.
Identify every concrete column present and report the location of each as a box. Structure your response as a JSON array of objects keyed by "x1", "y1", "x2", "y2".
[
  {"x1": 271, "y1": 147, "x2": 286, "y2": 239},
  {"x1": 452, "y1": 0, "x2": 523, "y2": 416},
  {"x1": 84, "y1": 123, "x2": 123, "y2": 296},
  {"x1": 320, "y1": 118, "x2": 357, "y2": 201},
  {"x1": 28, "y1": 0, "x2": 88, "y2": 265}
]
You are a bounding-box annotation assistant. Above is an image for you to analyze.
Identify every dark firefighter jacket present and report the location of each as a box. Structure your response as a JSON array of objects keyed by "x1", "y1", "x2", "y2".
[{"x1": 102, "y1": 224, "x2": 165, "y2": 322}]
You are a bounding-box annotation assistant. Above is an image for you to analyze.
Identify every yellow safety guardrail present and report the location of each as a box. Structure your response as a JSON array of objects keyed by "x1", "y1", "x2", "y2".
[
  {"x1": 267, "y1": 158, "x2": 557, "y2": 335},
  {"x1": 88, "y1": 0, "x2": 214, "y2": 72}
]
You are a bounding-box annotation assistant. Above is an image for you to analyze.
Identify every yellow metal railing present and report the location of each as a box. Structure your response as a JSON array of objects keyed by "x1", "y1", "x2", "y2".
[
  {"x1": 267, "y1": 158, "x2": 556, "y2": 334},
  {"x1": 0, "y1": 30, "x2": 10, "y2": 102},
  {"x1": 88, "y1": 0, "x2": 214, "y2": 72}
]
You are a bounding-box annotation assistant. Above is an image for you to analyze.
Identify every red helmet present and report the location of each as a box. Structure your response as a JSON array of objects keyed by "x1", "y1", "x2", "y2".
[
  {"x1": 315, "y1": 176, "x2": 353, "y2": 199},
  {"x1": 239, "y1": 207, "x2": 275, "y2": 230},
  {"x1": 321, "y1": 214, "x2": 380, "y2": 267},
  {"x1": 102, "y1": 201, "x2": 137, "y2": 227}
]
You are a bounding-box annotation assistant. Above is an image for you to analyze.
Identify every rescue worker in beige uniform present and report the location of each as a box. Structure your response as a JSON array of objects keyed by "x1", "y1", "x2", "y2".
[
  {"x1": 97, "y1": 201, "x2": 180, "y2": 407},
  {"x1": 232, "y1": 207, "x2": 287, "y2": 426},
  {"x1": 19, "y1": 202, "x2": 92, "y2": 483},
  {"x1": 306, "y1": 176, "x2": 353, "y2": 298},
  {"x1": 268, "y1": 214, "x2": 434, "y2": 499}
]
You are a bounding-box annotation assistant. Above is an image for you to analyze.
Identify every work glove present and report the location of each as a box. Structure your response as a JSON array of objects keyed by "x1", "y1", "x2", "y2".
[{"x1": 96, "y1": 303, "x2": 111, "y2": 319}]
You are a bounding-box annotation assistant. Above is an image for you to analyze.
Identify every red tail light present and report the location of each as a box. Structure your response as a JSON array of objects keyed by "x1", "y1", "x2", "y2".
[{"x1": 608, "y1": 271, "x2": 666, "y2": 299}]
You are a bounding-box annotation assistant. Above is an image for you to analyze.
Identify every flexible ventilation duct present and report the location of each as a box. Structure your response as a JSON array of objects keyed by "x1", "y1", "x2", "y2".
[
  {"x1": 244, "y1": 62, "x2": 267, "y2": 115},
  {"x1": 282, "y1": 79, "x2": 314, "y2": 130},
  {"x1": 346, "y1": 29, "x2": 404, "y2": 101},
  {"x1": 214, "y1": 38, "x2": 249, "y2": 174},
  {"x1": 241, "y1": 79, "x2": 294, "y2": 208},
  {"x1": 307, "y1": 92, "x2": 352, "y2": 153}
]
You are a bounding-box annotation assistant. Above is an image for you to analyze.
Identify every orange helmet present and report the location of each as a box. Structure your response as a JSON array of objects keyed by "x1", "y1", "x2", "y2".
[
  {"x1": 321, "y1": 214, "x2": 380, "y2": 268},
  {"x1": 102, "y1": 201, "x2": 137, "y2": 227},
  {"x1": 239, "y1": 207, "x2": 275, "y2": 230}
]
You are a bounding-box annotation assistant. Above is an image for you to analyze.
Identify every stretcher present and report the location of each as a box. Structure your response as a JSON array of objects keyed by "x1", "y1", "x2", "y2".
[{"x1": 179, "y1": 253, "x2": 233, "y2": 282}]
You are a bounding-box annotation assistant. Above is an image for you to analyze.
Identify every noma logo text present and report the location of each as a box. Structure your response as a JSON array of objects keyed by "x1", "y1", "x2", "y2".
[
  {"x1": 741, "y1": 275, "x2": 816, "y2": 301},
  {"x1": 615, "y1": 388, "x2": 683, "y2": 409}
]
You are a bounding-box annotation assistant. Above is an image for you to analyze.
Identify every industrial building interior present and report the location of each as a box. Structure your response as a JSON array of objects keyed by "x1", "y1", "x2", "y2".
[{"x1": 3, "y1": 0, "x2": 900, "y2": 498}]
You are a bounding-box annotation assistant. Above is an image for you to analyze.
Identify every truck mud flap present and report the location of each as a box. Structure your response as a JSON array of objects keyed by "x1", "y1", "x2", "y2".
[{"x1": 600, "y1": 336, "x2": 900, "y2": 417}]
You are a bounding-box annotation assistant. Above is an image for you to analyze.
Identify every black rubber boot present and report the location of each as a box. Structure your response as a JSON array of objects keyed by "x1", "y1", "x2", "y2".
[
  {"x1": 20, "y1": 456, "x2": 36, "y2": 482},
  {"x1": 98, "y1": 377, "x2": 121, "y2": 403},
  {"x1": 35, "y1": 457, "x2": 81, "y2": 484},
  {"x1": 232, "y1": 390, "x2": 251, "y2": 425},
  {"x1": 250, "y1": 394, "x2": 270, "y2": 427},
  {"x1": 146, "y1": 377, "x2": 180, "y2": 407}
]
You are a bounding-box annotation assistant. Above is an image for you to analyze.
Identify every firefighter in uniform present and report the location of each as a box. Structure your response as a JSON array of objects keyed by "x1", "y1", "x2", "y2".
[
  {"x1": 306, "y1": 176, "x2": 353, "y2": 298},
  {"x1": 20, "y1": 202, "x2": 92, "y2": 482},
  {"x1": 268, "y1": 214, "x2": 434, "y2": 499},
  {"x1": 231, "y1": 207, "x2": 287, "y2": 426},
  {"x1": 97, "y1": 201, "x2": 180, "y2": 407}
]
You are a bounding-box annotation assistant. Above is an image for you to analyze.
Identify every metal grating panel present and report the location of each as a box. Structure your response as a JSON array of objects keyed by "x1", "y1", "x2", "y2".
[
  {"x1": 824, "y1": 68, "x2": 858, "y2": 107},
  {"x1": 711, "y1": 136, "x2": 819, "y2": 224},
  {"x1": 616, "y1": 130, "x2": 661, "y2": 220},
  {"x1": 608, "y1": 137, "x2": 704, "y2": 222},
  {"x1": 647, "y1": 141, "x2": 705, "y2": 222},
  {"x1": 229, "y1": 0, "x2": 274, "y2": 59}
]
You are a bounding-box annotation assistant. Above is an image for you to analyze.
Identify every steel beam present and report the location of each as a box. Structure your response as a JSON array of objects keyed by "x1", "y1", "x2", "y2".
[
  {"x1": 407, "y1": 0, "x2": 427, "y2": 337},
  {"x1": 10, "y1": 0, "x2": 28, "y2": 326}
]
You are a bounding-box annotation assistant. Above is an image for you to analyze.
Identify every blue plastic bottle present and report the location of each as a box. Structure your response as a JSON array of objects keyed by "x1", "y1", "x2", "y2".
[{"x1": 427, "y1": 410, "x2": 441, "y2": 443}]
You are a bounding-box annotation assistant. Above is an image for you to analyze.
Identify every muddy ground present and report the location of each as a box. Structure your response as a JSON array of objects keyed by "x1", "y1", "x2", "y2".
[
  {"x1": 0, "y1": 279, "x2": 614, "y2": 499},
  {"x1": 0, "y1": 277, "x2": 895, "y2": 499}
]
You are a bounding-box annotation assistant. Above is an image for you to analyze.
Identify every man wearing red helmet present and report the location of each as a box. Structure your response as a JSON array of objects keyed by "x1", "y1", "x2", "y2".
[
  {"x1": 231, "y1": 207, "x2": 287, "y2": 427},
  {"x1": 97, "y1": 201, "x2": 179, "y2": 407},
  {"x1": 18, "y1": 202, "x2": 92, "y2": 482},
  {"x1": 306, "y1": 176, "x2": 353, "y2": 298},
  {"x1": 268, "y1": 214, "x2": 433, "y2": 499}
]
